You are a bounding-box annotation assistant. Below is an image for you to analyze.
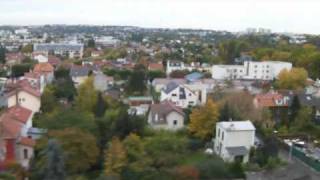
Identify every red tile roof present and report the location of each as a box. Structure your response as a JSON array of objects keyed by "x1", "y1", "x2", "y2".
[
  {"x1": 33, "y1": 63, "x2": 54, "y2": 73},
  {"x1": 255, "y1": 92, "x2": 288, "y2": 107},
  {"x1": 6, "y1": 79, "x2": 41, "y2": 98},
  {"x1": 6, "y1": 106, "x2": 32, "y2": 124},
  {"x1": 148, "y1": 63, "x2": 164, "y2": 71},
  {"x1": 48, "y1": 55, "x2": 61, "y2": 66}
]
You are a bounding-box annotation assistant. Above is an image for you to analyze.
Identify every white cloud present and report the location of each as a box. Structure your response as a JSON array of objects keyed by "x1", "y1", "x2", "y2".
[{"x1": 0, "y1": 0, "x2": 320, "y2": 34}]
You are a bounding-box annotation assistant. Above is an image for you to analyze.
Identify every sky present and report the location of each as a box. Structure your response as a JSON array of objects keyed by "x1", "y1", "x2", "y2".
[{"x1": 1, "y1": 0, "x2": 320, "y2": 34}]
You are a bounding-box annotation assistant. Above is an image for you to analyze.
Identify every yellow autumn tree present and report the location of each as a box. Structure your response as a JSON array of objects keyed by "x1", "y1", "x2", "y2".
[
  {"x1": 104, "y1": 137, "x2": 127, "y2": 177},
  {"x1": 188, "y1": 99, "x2": 220, "y2": 140},
  {"x1": 276, "y1": 68, "x2": 308, "y2": 90},
  {"x1": 75, "y1": 76, "x2": 98, "y2": 112}
]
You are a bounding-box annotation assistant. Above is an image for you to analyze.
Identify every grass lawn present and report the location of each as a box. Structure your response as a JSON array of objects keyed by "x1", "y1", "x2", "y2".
[{"x1": 178, "y1": 150, "x2": 221, "y2": 165}]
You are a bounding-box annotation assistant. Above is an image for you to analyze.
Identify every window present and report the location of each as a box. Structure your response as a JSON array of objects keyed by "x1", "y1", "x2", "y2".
[
  {"x1": 222, "y1": 132, "x2": 224, "y2": 141},
  {"x1": 172, "y1": 93, "x2": 177, "y2": 97},
  {"x1": 23, "y1": 149, "x2": 28, "y2": 159},
  {"x1": 218, "y1": 128, "x2": 220, "y2": 137},
  {"x1": 173, "y1": 120, "x2": 177, "y2": 125}
]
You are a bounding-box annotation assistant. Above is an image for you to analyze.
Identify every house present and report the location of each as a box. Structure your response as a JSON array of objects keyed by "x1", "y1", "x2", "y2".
[
  {"x1": 33, "y1": 54, "x2": 48, "y2": 63},
  {"x1": 69, "y1": 66, "x2": 90, "y2": 87},
  {"x1": 33, "y1": 63, "x2": 55, "y2": 84},
  {"x1": 148, "y1": 101, "x2": 185, "y2": 130},
  {"x1": 214, "y1": 120, "x2": 256, "y2": 163},
  {"x1": 93, "y1": 72, "x2": 114, "y2": 92},
  {"x1": 253, "y1": 91, "x2": 290, "y2": 109},
  {"x1": 0, "y1": 105, "x2": 35, "y2": 169},
  {"x1": 5, "y1": 53, "x2": 25, "y2": 65},
  {"x1": 33, "y1": 43, "x2": 84, "y2": 58},
  {"x1": 160, "y1": 81, "x2": 205, "y2": 108},
  {"x1": 127, "y1": 96, "x2": 153, "y2": 115},
  {"x1": 23, "y1": 72, "x2": 45, "y2": 93},
  {"x1": 6, "y1": 79, "x2": 41, "y2": 112},
  {"x1": 212, "y1": 61, "x2": 292, "y2": 80}
]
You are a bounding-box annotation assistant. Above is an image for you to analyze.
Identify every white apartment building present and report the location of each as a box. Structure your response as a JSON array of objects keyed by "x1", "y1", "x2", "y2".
[
  {"x1": 214, "y1": 120, "x2": 256, "y2": 163},
  {"x1": 212, "y1": 61, "x2": 292, "y2": 80},
  {"x1": 34, "y1": 43, "x2": 84, "y2": 58},
  {"x1": 166, "y1": 61, "x2": 211, "y2": 75}
]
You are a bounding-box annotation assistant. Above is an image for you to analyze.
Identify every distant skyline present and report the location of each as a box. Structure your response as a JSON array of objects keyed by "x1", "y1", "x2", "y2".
[{"x1": 1, "y1": 0, "x2": 320, "y2": 34}]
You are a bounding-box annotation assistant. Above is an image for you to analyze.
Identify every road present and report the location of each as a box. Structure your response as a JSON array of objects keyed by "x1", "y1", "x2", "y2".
[{"x1": 246, "y1": 150, "x2": 320, "y2": 180}]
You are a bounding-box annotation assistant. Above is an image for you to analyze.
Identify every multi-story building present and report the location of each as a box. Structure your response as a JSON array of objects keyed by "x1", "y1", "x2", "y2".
[
  {"x1": 214, "y1": 120, "x2": 256, "y2": 163},
  {"x1": 212, "y1": 61, "x2": 292, "y2": 80},
  {"x1": 33, "y1": 43, "x2": 84, "y2": 58}
]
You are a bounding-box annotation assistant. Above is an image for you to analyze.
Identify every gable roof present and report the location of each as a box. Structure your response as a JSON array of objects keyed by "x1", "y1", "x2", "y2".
[
  {"x1": 6, "y1": 106, "x2": 32, "y2": 124},
  {"x1": 33, "y1": 63, "x2": 54, "y2": 73},
  {"x1": 149, "y1": 101, "x2": 185, "y2": 124},
  {"x1": 69, "y1": 65, "x2": 90, "y2": 77},
  {"x1": 5, "y1": 79, "x2": 41, "y2": 98},
  {"x1": 163, "y1": 81, "x2": 179, "y2": 94}
]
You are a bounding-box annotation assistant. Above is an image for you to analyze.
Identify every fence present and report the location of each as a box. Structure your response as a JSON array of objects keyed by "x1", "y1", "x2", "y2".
[{"x1": 291, "y1": 147, "x2": 320, "y2": 172}]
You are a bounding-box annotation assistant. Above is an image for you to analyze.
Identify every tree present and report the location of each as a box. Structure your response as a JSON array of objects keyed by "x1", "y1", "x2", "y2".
[
  {"x1": 21, "y1": 44, "x2": 33, "y2": 54},
  {"x1": 41, "y1": 85, "x2": 57, "y2": 113},
  {"x1": 87, "y1": 38, "x2": 95, "y2": 48},
  {"x1": 0, "y1": 45, "x2": 5, "y2": 64},
  {"x1": 188, "y1": 99, "x2": 220, "y2": 140},
  {"x1": 219, "y1": 102, "x2": 236, "y2": 122},
  {"x1": 75, "y1": 76, "x2": 98, "y2": 113},
  {"x1": 53, "y1": 77, "x2": 77, "y2": 101},
  {"x1": 11, "y1": 64, "x2": 33, "y2": 77},
  {"x1": 169, "y1": 70, "x2": 189, "y2": 78},
  {"x1": 104, "y1": 137, "x2": 127, "y2": 177},
  {"x1": 49, "y1": 128, "x2": 99, "y2": 174},
  {"x1": 276, "y1": 68, "x2": 308, "y2": 90},
  {"x1": 94, "y1": 92, "x2": 108, "y2": 118},
  {"x1": 289, "y1": 95, "x2": 301, "y2": 124},
  {"x1": 126, "y1": 65, "x2": 146, "y2": 95},
  {"x1": 37, "y1": 139, "x2": 66, "y2": 180},
  {"x1": 123, "y1": 134, "x2": 148, "y2": 172}
]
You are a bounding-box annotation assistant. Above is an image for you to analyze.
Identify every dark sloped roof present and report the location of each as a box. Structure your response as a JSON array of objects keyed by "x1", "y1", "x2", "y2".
[
  {"x1": 226, "y1": 146, "x2": 248, "y2": 156},
  {"x1": 69, "y1": 66, "x2": 89, "y2": 77},
  {"x1": 163, "y1": 81, "x2": 179, "y2": 94}
]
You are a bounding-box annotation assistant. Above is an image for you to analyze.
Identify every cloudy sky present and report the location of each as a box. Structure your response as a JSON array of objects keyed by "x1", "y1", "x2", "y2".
[{"x1": 1, "y1": 0, "x2": 320, "y2": 34}]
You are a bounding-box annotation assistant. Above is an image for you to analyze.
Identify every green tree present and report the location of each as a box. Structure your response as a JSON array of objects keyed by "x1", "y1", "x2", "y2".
[
  {"x1": 123, "y1": 134, "x2": 149, "y2": 172},
  {"x1": 104, "y1": 137, "x2": 128, "y2": 177},
  {"x1": 276, "y1": 68, "x2": 308, "y2": 90},
  {"x1": 75, "y1": 76, "x2": 98, "y2": 113},
  {"x1": 189, "y1": 99, "x2": 220, "y2": 140},
  {"x1": 50, "y1": 128, "x2": 99, "y2": 174},
  {"x1": 37, "y1": 139, "x2": 66, "y2": 180},
  {"x1": 11, "y1": 63, "x2": 33, "y2": 77},
  {"x1": 41, "y1": 85, "x2": 57, "y2": 113},
  {"x1": 94, "y1": 92, "x2": 108, "y2": 118},
  {"x1": 289, "y1": 95, "x2": 301, "y2": 124},
  {"x1": 126, "y1": 65, "x2": 146, "y2": 95},
  {"x1": 21, "y1": 44, "x2": 33, "y2": 54},
  {"x1": 0, "y1": 45, "x2": 5, "y2": 64},
  {"x1": 87, "y1": 38, "x2": 95, "y2": 48}
]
